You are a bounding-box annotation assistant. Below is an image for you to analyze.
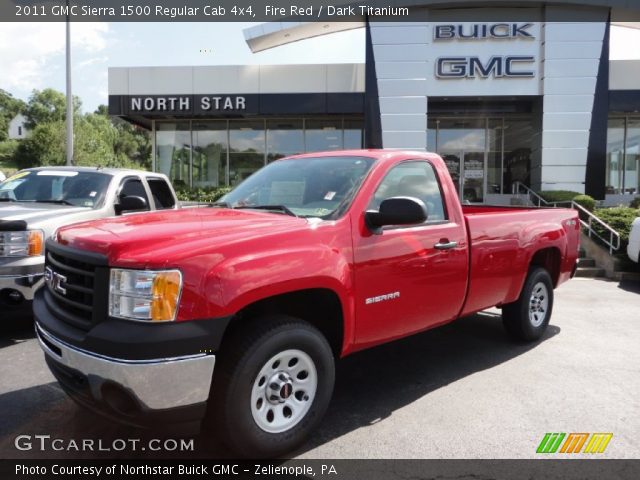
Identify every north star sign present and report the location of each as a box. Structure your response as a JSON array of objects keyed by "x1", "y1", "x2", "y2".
[
  {"x1": 129, "y1": 95, "x2": 246, "y2": 112},
  {"x1": 433, "y1": 23, "x2": 536, "y2": 79}
]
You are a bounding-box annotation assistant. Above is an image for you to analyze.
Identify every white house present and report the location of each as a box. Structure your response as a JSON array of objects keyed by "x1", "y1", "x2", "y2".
[{"x1": 8, "y1": 114, "x2": 28, "y2": 139}]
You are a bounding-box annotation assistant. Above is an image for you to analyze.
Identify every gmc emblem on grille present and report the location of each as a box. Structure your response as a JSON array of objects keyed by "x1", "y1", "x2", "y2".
[{"x1": 44, "y1": 266, "x2": 67, "y2": 295}]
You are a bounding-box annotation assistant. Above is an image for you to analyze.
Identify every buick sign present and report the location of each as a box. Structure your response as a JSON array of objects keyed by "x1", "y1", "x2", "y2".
[{"x1": 434, "y1": 23, "x2": 535, "y2": 40}]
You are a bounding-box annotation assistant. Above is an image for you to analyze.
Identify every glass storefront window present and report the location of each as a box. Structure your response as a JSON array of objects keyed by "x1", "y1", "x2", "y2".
[
  {"x1": 606, "y1": 117, "x2": 640, "y2": 195},
  {"x1": 156, "y1": 122, "x2": 191, "y2": 188},
  {"x1": 229, "y1": 120, "x2": 265, "y2": 186},
  {"x1": 192, "y1": 121, "x2": 227, "y2": 188},
  {"x1": 625, "y1": 119, "x2": 639, "y2": 195},
  {"x1": 428, "y1": 115, "x2": 535, "y2": 199},
  {"x1": 266, "y1": 119, "x2": 304, "y2": 162},
  {"x1": 305, "y1": 119, "x2": 343, "y2": 151},
  {"x1": 502, "y1": 118, "x2": 533, "y2": 190},
  {"x1": 344, "y1": 120, "x2": 364, "y2": 150},
  {"x1": 487, "y1": 119, "x2": 503, "y2": 194},
  {"x1": 606, "y1": 118, "x2": 625, "y2": 194},
  {"x1": 154, "y1": 117, "x2": 363, "y2": 188},
  {"x1": 437, "y1": 118, "x2": 486, "y2": 151}
]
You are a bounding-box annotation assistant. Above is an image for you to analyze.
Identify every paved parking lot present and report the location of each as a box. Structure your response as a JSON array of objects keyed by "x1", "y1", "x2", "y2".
[{"x1": 0, "y1": 277, "x2": 638, "y2": 459}]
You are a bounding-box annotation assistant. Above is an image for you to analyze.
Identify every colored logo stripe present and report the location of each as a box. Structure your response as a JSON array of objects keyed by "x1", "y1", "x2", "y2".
[
  {"x1": 537, "y1": 433, "x2": 565, "y2": 453},
  {"x1": 536, "y1": 433, "x2": 613, "y2": 454},
  {"x1": 583, "y1": 433, "x2": 613, "y2": 454},
  {"x1": 560, "y1": 433, "x2": 589, "y2": 453}
]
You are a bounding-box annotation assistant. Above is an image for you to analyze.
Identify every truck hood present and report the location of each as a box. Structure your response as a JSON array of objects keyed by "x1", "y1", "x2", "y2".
[
  {"x1": 0, "y1": 202, "x2": 90, "y2": 226},
  {"x1": 56, "y1": 207, "x2": 311, "y2": 267}
]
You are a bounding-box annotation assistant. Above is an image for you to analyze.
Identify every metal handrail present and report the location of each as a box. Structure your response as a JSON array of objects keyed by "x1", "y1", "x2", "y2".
[
  {"x1": 511, "y1": 181, "x2": 621, "y2": 254},
  {"x1": 570, "y1": 201, "x2": 621, "y2": 254},
  {"x1": 511, "y1": 181, "x2": 549, "y2": 206}
]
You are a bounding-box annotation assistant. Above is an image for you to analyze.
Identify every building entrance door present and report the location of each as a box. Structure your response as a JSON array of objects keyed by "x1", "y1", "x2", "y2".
[{"x1": 441, "y1": 151, "x2": 486, "y2": 203}]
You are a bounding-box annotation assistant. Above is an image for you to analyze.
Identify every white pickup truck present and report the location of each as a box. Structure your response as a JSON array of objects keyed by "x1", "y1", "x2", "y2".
[
  {"x1": 0, "y1": 166, "x2": 178, "y2": 315},
  {"x1": 628, "y1": 217, "x2": 640, "y2": 263}
]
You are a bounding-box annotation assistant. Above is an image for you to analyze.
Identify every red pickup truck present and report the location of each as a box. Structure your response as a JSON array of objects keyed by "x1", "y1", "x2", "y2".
[{"x1": 34, "y1": 150, "x2": 580, "y2": 457}]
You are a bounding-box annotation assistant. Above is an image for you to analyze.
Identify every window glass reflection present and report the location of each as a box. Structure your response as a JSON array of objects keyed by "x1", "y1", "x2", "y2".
[
  {"x1": 267, "y1": 119, "x2": 304, "y2": 162},
  {"x1": 305, "y1": 119, "x2": 343, "y2": 151},
  {"x1": 606, "y1": 118, "x2": 625, "y2": 194},
  {"x1": 156, "y1": 122, "x2": 191, "y2": 188},
  {"x1": 229, "y1": 120, "x2": 265, "y2": 186},
  {"x1": 344, "y1": 119, "x2": 364, "y2": 150},
  {"x1": 193, "y1": 121, "x2": 227, "y2": 188}
]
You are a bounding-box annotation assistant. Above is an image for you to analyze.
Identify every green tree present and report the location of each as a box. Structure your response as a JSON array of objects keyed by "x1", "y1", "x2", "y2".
[
  {"x1": 0, "y1": 89, "x2": 26, "y2": 141},
  {"x1": 15, "y1": 112, "x2": 151, "y2": 170},
  {"x1": 24, "y1": 88, "x2": 81, "y2": 129},
  {"x1": 14, "y1": 121, "x2": 66, "y2": 167}
]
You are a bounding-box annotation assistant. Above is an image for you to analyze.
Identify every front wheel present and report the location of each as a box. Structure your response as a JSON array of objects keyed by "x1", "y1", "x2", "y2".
[
  {"x1": 502, "y1": 267, "x2": 554, "y2": 342},
  {"x1": 208, "y1": 315, "x2": 335, "y2": 458}
]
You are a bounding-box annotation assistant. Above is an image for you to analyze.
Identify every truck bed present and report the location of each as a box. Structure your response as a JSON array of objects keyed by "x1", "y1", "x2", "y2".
[{"x1": 459, "y1": 204, "x2": 580, "y2": 317}]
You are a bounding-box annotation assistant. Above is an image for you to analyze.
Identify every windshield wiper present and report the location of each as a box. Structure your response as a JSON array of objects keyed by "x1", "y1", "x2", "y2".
[
  {"x1": 25, "y1": 199, "x2": 75, "y2": 206},
  {"x1": 234, "y1": 205, "x2": 298, "y2": 217},
  {"x1": 209, "y1": 201, "x2": 230, "y2": 208}
]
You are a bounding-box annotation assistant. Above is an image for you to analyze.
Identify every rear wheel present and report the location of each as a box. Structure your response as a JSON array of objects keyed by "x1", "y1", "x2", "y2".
[
  {"x1": 208, "y1": 315, "x2": 335, "y2": 458},
  {"x1": 503, "y1": 267, "x2": 554, "y2": 341}
]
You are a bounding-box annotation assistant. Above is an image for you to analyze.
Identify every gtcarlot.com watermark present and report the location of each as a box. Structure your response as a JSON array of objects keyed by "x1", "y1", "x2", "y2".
[{"x1": 14, "y1": 434, "x2": 194, "y2": 452}]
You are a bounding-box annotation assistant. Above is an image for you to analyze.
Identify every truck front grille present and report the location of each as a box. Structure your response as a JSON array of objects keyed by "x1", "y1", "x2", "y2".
[{"x1": 44, "y1": 239, "x2": 109, "y2": 331}]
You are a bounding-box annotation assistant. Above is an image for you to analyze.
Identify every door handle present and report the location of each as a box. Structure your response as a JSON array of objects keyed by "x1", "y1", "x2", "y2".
[{"x1": 434, "y1": 241, "x2": 458, "y2": 250}]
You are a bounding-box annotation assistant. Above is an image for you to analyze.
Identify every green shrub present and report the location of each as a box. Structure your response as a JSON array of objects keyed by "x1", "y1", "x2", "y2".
[
  {"x1": 539, "y1": 190, "x2": 582, "y2": 204},
  {"x1": 630, "y1": 197, "x2": 640, "y2": 209},
  {"x1": 175, "y1": 186, "x2": 232, "y2": 203},
  {"x1": 592, "y1": 207, "x2": 640, "y2": 252},
  {"x1": 573, "y1": 194, "x2": 596, "y2": 212}
]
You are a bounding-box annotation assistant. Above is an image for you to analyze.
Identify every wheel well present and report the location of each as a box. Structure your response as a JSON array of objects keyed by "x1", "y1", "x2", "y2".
[
  {"x1": 223, "y1": 289, "x2": 344, "y2": 357},
  {"x1": 530, "y1": 247, "x2": 561, "y2": 287}
]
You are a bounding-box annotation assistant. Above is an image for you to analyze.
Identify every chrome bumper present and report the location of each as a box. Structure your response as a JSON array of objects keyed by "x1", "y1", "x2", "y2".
[
  {"x1": 36, "y1": 323, "x2": 215, "y2": 411},
  {"x1": 0, "y1": 273, "x2": 43, "y2": 301}
]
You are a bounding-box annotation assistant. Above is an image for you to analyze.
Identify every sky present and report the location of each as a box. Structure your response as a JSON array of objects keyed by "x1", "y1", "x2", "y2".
[{"x1": 0, "y1": 22, "x2": 638, "y2": 113}]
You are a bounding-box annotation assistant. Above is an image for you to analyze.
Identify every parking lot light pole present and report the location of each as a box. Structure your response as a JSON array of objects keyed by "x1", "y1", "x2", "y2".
[{"x1": 65, "y1": 0, "x2": 73, "y2": 166}]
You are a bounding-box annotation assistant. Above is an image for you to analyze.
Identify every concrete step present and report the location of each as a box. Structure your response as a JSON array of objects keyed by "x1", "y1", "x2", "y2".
[
  {"x1": 578, "y1": 257, "x2": 596, "y2": 267},
  {"x1": 575, "y1": 267, "x2": 606, "y2": 278},
  {"x1": 578, "y1": 248, "x2": 587, "y2": 259},
  {"x1": 613, "y1": 271, "x2": 640, "y2": 282}
]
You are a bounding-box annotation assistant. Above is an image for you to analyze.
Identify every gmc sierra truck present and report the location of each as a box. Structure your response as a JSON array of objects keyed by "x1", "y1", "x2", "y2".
[
  {"x1": 0, "y1": 167, "x2": 178, "y2": 315},
  {"x1": 33, "y1": 150, "x2": 580, "y2": 457}
]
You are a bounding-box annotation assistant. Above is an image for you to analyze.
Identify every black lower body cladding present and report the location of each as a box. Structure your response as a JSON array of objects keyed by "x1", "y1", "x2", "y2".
[{"x1": 33, "y1": 288, "x2": 232, "y2": 360}]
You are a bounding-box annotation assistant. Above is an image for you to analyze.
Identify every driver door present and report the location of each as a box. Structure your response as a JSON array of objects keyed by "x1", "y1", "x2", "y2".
[{"x1": 353, "y1": 160, "x2": 468, "y2": 346}]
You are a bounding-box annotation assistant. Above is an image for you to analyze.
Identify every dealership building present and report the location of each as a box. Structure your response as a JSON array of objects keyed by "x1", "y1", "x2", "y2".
[{"x1": 108, "y1": 0, "x2": 640, "y2": 204}]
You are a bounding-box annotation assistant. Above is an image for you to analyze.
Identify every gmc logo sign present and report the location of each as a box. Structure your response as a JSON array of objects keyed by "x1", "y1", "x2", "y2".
[
  {"x1": 436, "y1": 56, "x2": 535, "y2": 79},
  {"x1": 44, "y1": 266, "x2": 67, "y2": 296}
]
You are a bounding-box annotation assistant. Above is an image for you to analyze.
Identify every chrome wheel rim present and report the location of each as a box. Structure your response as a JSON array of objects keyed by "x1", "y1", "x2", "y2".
[
  {"x1": 251, "y1": 349, "x2": 317, "y2": 433},
  {"x1": 529, "y1": 282, "x2": 549, "y2": 327}
]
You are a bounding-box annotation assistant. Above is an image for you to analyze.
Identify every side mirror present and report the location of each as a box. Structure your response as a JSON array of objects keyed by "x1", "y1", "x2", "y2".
[
  {"x1": 116, "y1": 195, "x2": 148, "y2": 214},
  {"x1": 365, "y1": 197, "x2": 428, "y2": 234}
]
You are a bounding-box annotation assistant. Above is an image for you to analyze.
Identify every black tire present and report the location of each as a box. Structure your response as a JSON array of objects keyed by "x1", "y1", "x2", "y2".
[
  {"x1": 207, "y1": 315, "x2": 335, "y2": 458},
  {"x1": 503, "y1": 267, "x2": 554, "y2": 342}
]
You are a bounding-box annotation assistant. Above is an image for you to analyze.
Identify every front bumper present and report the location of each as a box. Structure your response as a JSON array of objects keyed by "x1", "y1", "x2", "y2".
[
  {"x1": 0, "y1": 273, "x2": 43, "y2": 303},
  {"x1": 36, "y1": 323, "x2": 215, "y2": 429}
]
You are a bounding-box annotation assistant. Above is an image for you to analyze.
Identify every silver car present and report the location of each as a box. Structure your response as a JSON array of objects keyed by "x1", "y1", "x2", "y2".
[{"x1": 0, "y1": 166, "x2": 178, "y2": 314}]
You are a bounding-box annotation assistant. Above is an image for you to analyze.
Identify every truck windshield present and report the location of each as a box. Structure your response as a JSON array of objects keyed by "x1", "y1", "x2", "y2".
[
  {"x1": 0, "y1": 170, "x2": 111, "y2": 208},
  {"x1": 219, "y1": 156, "x2": 376, "y2": 218}
]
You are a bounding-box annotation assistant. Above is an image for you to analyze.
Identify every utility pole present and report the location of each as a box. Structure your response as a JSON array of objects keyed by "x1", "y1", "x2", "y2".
[{"x1": 65, "y1": 0, "x2": 73, "y2": 165}]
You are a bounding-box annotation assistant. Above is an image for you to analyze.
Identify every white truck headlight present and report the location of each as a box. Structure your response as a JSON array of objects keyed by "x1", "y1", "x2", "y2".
[
  {"x1": 0, "y1": 230, "x2": 44, "y2": 257},
  {"x1": 109, "y1": 268, "x2": 182, "y2": 322}
]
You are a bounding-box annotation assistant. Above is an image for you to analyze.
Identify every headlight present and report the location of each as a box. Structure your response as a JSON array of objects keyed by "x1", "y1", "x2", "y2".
[
  {"x1": 109, "y1": 268, "x2": 182, "y2": 322},
  {"x1": 0, "y1": 230, "x2": 44, "y2": 257}
]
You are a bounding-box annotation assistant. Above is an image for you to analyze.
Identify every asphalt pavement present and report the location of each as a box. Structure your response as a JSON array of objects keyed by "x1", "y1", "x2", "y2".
[{"x1": 0, "y1": 277, "x2": 638, "y2": 459}]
